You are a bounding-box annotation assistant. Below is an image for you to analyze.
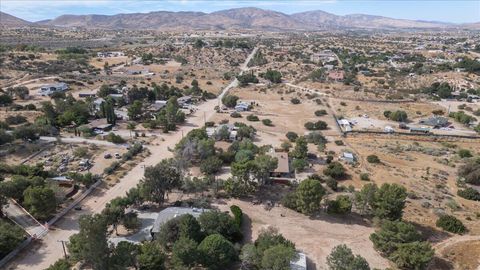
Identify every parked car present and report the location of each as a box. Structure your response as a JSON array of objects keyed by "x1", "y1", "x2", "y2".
[
  {"x1": 104, "y1": 153, "x2": 112, "y2": 159},
  {"x1": 114, "y1": 153, "x2": 121, "y2": 159}
]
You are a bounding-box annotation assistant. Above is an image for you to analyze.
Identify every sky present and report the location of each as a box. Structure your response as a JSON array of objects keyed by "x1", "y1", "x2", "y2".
[{"x1": 2, "y1": 0, "x2": 479, "y2": 24}]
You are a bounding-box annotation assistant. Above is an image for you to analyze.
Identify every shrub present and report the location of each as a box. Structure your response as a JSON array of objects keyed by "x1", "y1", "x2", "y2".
[
  {"x1": 230, "y1": 205, "x2": 243, "y2": 228},
  {"x1": 105, "y1": 133, "x2": 125, "y2": 144},
  {"x1": 304, "y1": 120, "x2": 328, "y2": 130},
  {"x1": 246, "y1": 115, "x2": 259, "y2": 122},
  {"x1": 5, "y1": 115, "x2": 27, "y2": 125},
  {"x1": 290, "y1": 98, "x2": 300, "y2": 104},
  {"x1": 327, "y1": 195, "x2": 352, "y2": 214},
  {"x1": 315, "y1": 110, "x2": 327, "y2": 116},
  {"x1": 458, "y1": 149, "x2": 472, "y2": 158},
  {"x1": 323, "y1": 162, "x2": 346, "y2": 179},
  {"x1": 436, "y1": 215, "x2": 466, "y2": 234},
  {"x1": 285, "y1": 131, "x2": 298, "y2": 142},
  {"x1": 222, "y1": 95, "x2": 239, "y2": 108},
  {"x1": 262, "y1": 119, "x2": 273, "y2": 126},
  {"x1": 326, "y1": 177, "x2": 338, "y2": 191},
  {"x1": 458, "y1": 158, "x2": 480, "y2": 185},
  {"x1": 367, "y1": 155, "x2": 380, "y2": 163},
  {"x1": 457, "y1": 187, "x2": 480, "y2": 201},
  {"x1": 360, "y1": 173, "x2": 370, "y2": 181},
  {"x1": 230, "y1": 112, "x2": 242, "y2": 118},
  {"x1": 334, "y1": 140, "x2": 344, "y2": 146},
  {"x1": 104, "y1": 161, "x2": 120, "y2": 175}
]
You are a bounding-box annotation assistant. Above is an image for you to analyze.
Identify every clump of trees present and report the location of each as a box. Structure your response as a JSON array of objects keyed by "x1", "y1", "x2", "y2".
[
  {"x1": 323, "y1": 162, "x2": 346, "y2": 180},
  {"x1": 370, "y1": 220, "x2": 434, "y2": 270},
  {"x1": 449, "y1": 111, "x2": 476, "y2": 126},
  {"x1": 383, "y1": 110, "x2": 408, "y2": 122},
  {"x1": 422, "y1": 82, "x2": 452, "y2": 99},
  {"x1": 436, "y1": 215, "x2": 466, "y2": 234},
  {"x1": 237, "y1": 72, "x2": 259, "y2": 87},
  {"x1": 327, "y1": 244, "x2": 370, "y2": 270},
  {"x1": 457, "y1": 158, "x2": 480, "y2": 185},
  {"x1": 366, "y1": 155, "x2": 380, "y2": 163},
  {"x1": 263, "y1": 69, "x2": 282, "y2": 83},
  {"x1": 457, "y1": 187, "x2": 480, "y2": 201},
  {"x1": 304, "y1": 120, "x2": 328, "y2": 130},
  {"x1": 240, "y1": 227, "x2": 296, "y2": 270},
  {"x1": 222, "y1": 95, "x2": 239, "y2": 108},
  {"x1": 282, "y1": 179, "x2": 325, "y2": 215},
  {"x1": 314, "y1": 109, "x2": 327, "y2": 116}
]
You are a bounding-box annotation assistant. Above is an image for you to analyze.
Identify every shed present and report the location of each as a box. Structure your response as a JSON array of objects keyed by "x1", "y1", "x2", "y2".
[
  {"x1": 151, "y1": 207, "x2": 209, "y2": 235},
  {"x1": 342, "y1": 152, "x2": 356, "y2": 163}
]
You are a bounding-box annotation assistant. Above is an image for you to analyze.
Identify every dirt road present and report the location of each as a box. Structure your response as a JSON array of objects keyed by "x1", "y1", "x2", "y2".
[{"x1": 7, "y1": 47, "x2": 258, "y2": 270}]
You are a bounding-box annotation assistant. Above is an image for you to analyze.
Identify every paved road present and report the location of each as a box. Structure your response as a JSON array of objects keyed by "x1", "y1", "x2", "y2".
[
  {"x1": 3, "y1": 200, "x2": 46, "y2": 238},
  {"x1": 8, "y1": 47, "x2": 258, "y2": 270}
]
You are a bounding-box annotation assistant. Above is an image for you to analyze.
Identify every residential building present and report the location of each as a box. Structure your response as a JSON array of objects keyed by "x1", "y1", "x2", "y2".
[
  {"x1": 342, "y1": 152, "x2": 356, "y2": 164},
  {"x1": 419, "y1": 116, "x2": 449, "y2": 128},
  {"x1": 151, "y1": 207, "x2": 209, "y2": 237},
  {"x1": 39, "y1": 82, "x2": 68, "y2": 96},
  {"x1": 290, "y1": 252, "x2": 307, "y2": 270}
]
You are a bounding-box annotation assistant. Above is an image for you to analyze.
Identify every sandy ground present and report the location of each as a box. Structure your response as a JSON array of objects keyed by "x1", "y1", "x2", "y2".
[
  {"x1": 215, "y1": 199, "x2": 390, "y2": 270},
  {"x1": 6, "y1": 47, "x2": 258, "y2": 270}
]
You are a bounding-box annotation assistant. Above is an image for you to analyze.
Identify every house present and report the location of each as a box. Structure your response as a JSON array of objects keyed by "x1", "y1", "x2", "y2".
[
  {"x1": 342, "y1": 152, "x2": 356, "y2": 164},
  {"x1": 151, "y1": 207, "x2": 209, "y2": 237},
  {"x1": 39, "y1": 82, "x2": 68, "y2": 96},
  {"x1": 235, "y1": 102, "x2": 250, "y2": 112},
  {"x1": 177, "y1": 96, "x2": 192, "y2": 107},
  {"x1": 337, "y1": 119, "x2": 352, "y2": 132},
  {"x1": 83, "y1": 118, "x2": 113, "y2": 133},
  {"x1": 48, "y1": 176, "x2": 75, "y2": 199},
  {"x1": 93, "y1": 98, "x2": 105, "y2": 112},
  {"x1": 419, "y1": 116, "x2": 448, "y2": 128},
  {"x1": 147, "y1": 102, "x2": 167, "y2": 113},
  {"x1": 268, "y1": 150, "x2": 294, "y2": 179},
  {"x1": 290, "y1": 252, "x2": 307, "y2": 270},
  {"x1": 206, "y1": 124, "x2": 238, "y2": 141}
]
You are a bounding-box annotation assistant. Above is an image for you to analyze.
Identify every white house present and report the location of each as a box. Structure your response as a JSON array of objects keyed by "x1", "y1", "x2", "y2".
[
  {"x1": 235, "y1": 102, "x2": 250, "y2": 112},
  {"x1": 39, "y1": 82, "x2": 68, "y2": 96}
]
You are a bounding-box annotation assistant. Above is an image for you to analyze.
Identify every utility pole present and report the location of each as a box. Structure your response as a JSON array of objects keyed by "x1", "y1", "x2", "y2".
[
  {"x1": 58, "y1": 240, "x2": 68, "y2": 259},
  {"x1": 204, "y1": 111, "x2": 206, "y2": 125}
]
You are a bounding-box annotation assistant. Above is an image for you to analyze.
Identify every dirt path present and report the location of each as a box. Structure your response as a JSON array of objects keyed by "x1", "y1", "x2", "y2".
[{"x1": 7, "y1": 47, "x2": 258, "y2": 270}]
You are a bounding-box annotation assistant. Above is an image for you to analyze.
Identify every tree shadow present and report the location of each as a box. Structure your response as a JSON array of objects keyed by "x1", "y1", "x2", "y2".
[
  {"x1": 410, "y1": 221, "x2": 450, "y2": 243},
  {"x1": 240, "y1": 213, "x2": 253, "y2": 244},
  {"x1": 306, "y1": 256, "x2": 318, "y2": 270},
  {"x1": 309, "y1": 211, "x2": 373, "y2": 227},
  {"x1": 428, "y1": 256, "x2": 454, "y2": 270}
]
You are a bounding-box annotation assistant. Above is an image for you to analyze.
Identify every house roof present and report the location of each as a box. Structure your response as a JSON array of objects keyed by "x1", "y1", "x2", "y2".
[
  {"x1": 269, "y1": 151, "x2": 291, "y2": 174},
  {"x1": 343, "y1": 152, "x2": 355, "y2": 160},
  {"x1": 151, "y1": 207, "x2": 208, "y2": 233},
  {"x1": 290, "y1": 252, "x2": 307, "y2": 270},
  {"x1": 419, "y1": 116, "x2": 448, "y2": 127}
]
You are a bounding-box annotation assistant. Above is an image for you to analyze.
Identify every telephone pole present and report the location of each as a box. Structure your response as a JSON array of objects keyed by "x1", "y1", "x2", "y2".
[{"x1": 57, "y1": 240, "x2": 68, "y2": 259}]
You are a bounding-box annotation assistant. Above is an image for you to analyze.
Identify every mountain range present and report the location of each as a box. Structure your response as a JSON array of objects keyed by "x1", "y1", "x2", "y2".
[{"x1": 1, "y1": 8, "x2": 478, "y2": 31}]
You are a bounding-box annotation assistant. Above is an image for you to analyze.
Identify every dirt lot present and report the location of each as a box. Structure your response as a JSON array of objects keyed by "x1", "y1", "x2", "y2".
[{"x1": 215, "y1": 196, "x2": 390, "y2": 270}]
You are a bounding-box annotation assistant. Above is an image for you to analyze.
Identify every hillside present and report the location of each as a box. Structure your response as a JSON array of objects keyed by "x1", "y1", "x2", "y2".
[
  {"x1": 2, "y1": 8, "x2": 479, "y2": 31},
  {"x1": 0, "y1": 11, "x2": 31, "y2": 27}
]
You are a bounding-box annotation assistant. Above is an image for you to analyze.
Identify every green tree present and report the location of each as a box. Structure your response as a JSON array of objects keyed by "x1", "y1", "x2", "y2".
[
  {"x1": 222, "y1": 95, "x2": 239, "y2": 108},
  {"x1": 292, "y1": 136, "x2": 308, "y2": 159},
  {"x1": 23, "y1": 186, "x2": 56, "y2": 220},
  {"x1": 354, "y1": 183, "x2": 378, "y2": 215},
  {"x1": 198, "y1": 211, "x2": 242, "y2": 242},
  {"x1": 370, "y1": 220, "x2": 421, "y2": 256},
  {"x1": 45, "y1": 259, "x2": 71, "y2": 270},
  {"x1": 172, "y1": 237, "x2": 198, "y2": 269},
  {"x1": 285, "y1": 131, "x2": 298, "y2": 142},
  {"x1": 389, "y1": 242, "x2": 434, "y2": 270},
  {"x1": 197, "y1": 234, "x2": 237, "y2": 270},
  {"x1": 253, "y1": 154, "x2": 278, "y2": 185},
  {"x1": 67, "y1": 214, "x2": 110, "y2": 270},
  {"x1": 327, "y1": 195, "x2": 352, "y2": 214},
  {"x1": 264, "y1": 69, "x2": 282, "y2": 83},
  {"x1": 128, "y1": 100, "x2": 143, "y2": 120},
  {"x1": 110, "y1": 241, "x2": 140, "y2": 269},
  {"x1": 436, "y1": 215, "x2": 466, "y2": 234},
  {"x1": 323, "y1": 162, "x2": 346, "y2": 179},
  {"x1": 138, "y1": 242, "x2": 166, "y2": 270},
  {"x1": 140, "y1": 159, "x2": 181, "y2": 205},
  {"x1": 0, "y1": 221, "x2": 25, "y2": 258},
  {"x1": 327, "y1": 244, "x2": 370, "y2": 270},
  {"x1": 373, "y1": 183, "x2": 407, "y2": 221},
  {"x1": 261, "y1": 244, "x2": 296, "y2": 270},
  {"x1": 200, "y1": 156, "x2": 223, "y2": 175},
  {"x1": 295, "y1": 179, "x2": 325, "y2": 215}
]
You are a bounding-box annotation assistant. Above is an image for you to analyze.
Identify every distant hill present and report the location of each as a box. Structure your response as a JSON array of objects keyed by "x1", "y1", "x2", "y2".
[
  {"x1": 0, "y1": 11, "x2": 31, "y2": 27},
  {"x1": 2, "y1": 8, "x2": 479, "y2": 31}
]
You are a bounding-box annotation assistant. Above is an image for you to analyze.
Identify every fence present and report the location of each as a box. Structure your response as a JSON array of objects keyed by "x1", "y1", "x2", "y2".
[{"x1": 345, "y1": 130, "x2": 480, "y2": 140}]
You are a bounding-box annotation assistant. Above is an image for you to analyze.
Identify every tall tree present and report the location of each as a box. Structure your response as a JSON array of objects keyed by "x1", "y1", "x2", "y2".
[
  {"x1": 23, "y1": 186, "x2": 56, "y2": 220},
  {"x1": 67, "y1": 214, "x2": 110, "y2": 270},
  {"x1": 140, "y1": 159, "x2": 181, "y2": 205},
  {"x1": 295, "y1": 179, "x2": 325, "y2": 215},
  {"x1": 327, "y1": 244, "x2": 370, "y2": 270}
]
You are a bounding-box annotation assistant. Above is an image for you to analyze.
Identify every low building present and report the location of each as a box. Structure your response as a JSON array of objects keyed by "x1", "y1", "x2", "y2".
[
  {"x1": 342, "y1": 152, "x2": 356, "y2": 164},
  {"x1": 384, "y1": 126, "x2": 395, "y2": 133},
  {"x1": 177, "y1": 96, "x2": 192, "y2": 107},
  {"x1": 419, "y1": 116, "x2": 448, "y2": 128},
  {"x1": 327, "y1": 70, "x2": 344, "y2": 81},
  {"x1": 83, "y1": 118, "x2": 113, "y2": 133},
  {"x1": 235, "y1": 102, "x2": 250, "y2": 112},
  {"x1": 290, "y1": 252, "x2": 307, "y2": 270},
  {"x1": 269, "y1": 150, "x2": 294, "y2": 179},
  {"x1": 39, "y1": 82, "x2": 68, "y2": 96},
  {"x1": 151, "y1": 207, "x2": 209, "y2": 237}
]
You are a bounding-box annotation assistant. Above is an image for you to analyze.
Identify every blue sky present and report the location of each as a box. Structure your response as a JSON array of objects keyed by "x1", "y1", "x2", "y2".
[{"x1": 2, "y1": 0, "x2": 479, "y2": 23}]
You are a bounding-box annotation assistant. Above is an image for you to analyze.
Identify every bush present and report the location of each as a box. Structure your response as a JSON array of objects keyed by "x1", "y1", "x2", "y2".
[
  {"x1": 262, "y1": 119, "x2": 273, "y2": 126},
  {"x1": 230, "y1": 205, "x2": 243, "y2": 228},
  {"x1": 304, "y1": 120, "x2": 328, "y2": 130},
  {"x1": 198, "y1": 234, "x2": 237, "y2": 270},
  {"x1": 104, "y1": 161, "x2": 120, "y2": 175},
  {"x1": 386, "y1": 110, "x2": 408, "y2": 122},
  {"x1": 246, "y1": 115, "x2": 259, "y2": 122},
  {"x1": 285, "y1": 131, "x2": 298, "y2": 142},
  {"x1": 334, "y1": 140, "x2": 344, "y2": 146},
  {"x1": 458, "y1": 149, "x2": 472, "y2": 158},
  {"x1": 290, "y1": 98, "x2": 300, "y2": 104},
  {"x1": 326, "y1": 177, "x2": 338, "y2": 191},
  {"x1": 230, "y1": 112, "x2": 242, "y2": 118},
  {"x1": 323, "y1": 162, "x2": 346, "y2": 179},
  {"x1": 314, "y1": 110, "x2": 327, "y2": 116},
  {"x1": 222, "y1": 95, "x2": 239, "y2": 108},
  {"x1": 457, "y1": 187, "x2": 480, "y2": 201},
  {"x1": 5, "y1": 115, "x2": 27, "y2": 125},
  {"x1": 457, "y1": 158, "x2": 480, "y2": 185},
  {"x1": 105, "y1": 133, "x2": 125, "y2": 144},
  {"x1": 367, "y1": 155, "x2": 380, "y2": 163},
  {"x1": 360, "y1": 173, "x2": 370, "y2": 181},
  {"x1": 327, "y1": 195, "x2": 352, "y2": 214},
  {"x1": 436, "y1": 215, "x2": 466, "y2": 234}
]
